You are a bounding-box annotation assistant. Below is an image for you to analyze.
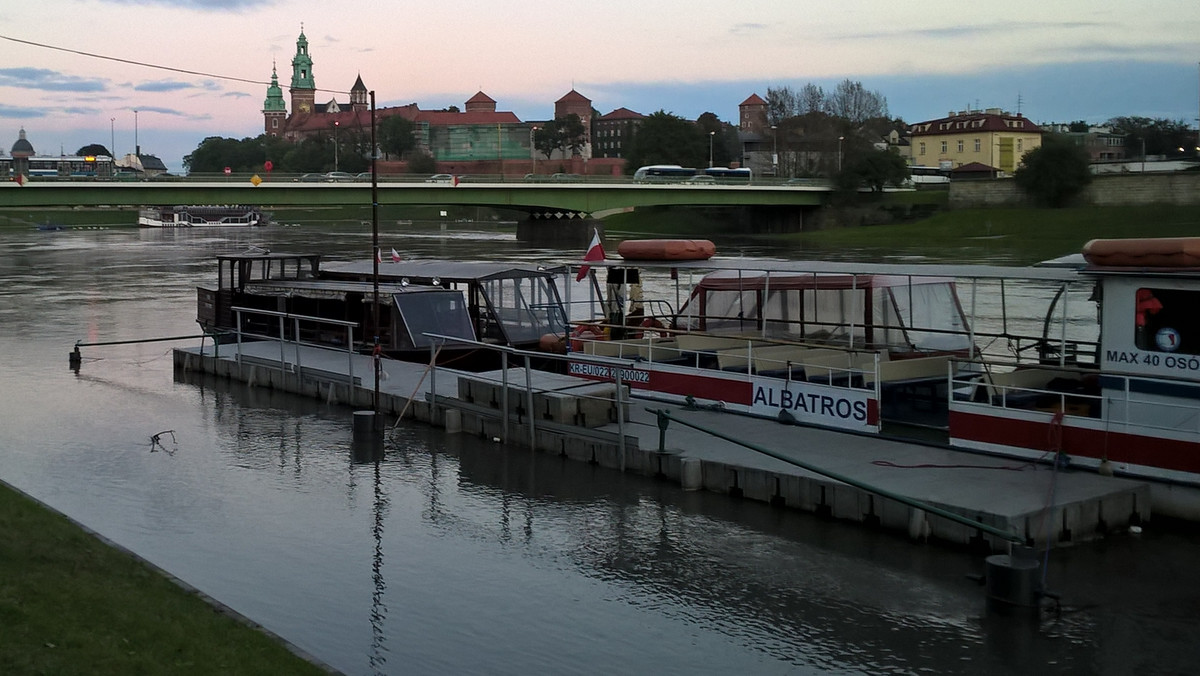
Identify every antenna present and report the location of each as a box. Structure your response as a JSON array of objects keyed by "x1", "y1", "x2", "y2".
[{"x1": 1016, "y1": 92, "x2": 1023, "y2": 116}]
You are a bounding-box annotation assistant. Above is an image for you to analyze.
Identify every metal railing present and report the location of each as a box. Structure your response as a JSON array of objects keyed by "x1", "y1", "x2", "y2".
[{"x1": 230, "y1": 306, "x2": 359, "y2": 382}]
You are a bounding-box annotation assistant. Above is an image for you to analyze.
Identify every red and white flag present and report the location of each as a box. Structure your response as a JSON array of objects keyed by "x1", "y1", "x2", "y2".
[
  {"x1": 451, "y1": 174, "x2": 459, "y2": 187},
  {"x1": 375, "y1": 248, "x2": 382, "y2": 264},
  {"x1": 575, "y1": 228, "x2": 605, "y2": 282},
  {"x1": 13, "y1": 173, "x2": 25, "y2": 186},
  {"x1": 390, "y1": 248, "x2": 401, "y2": 263}
]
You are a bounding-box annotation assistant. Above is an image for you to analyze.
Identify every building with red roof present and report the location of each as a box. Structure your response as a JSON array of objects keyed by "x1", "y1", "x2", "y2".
[{"x1": 908, "y1": 108, "x2": 1043, "y2": 175}]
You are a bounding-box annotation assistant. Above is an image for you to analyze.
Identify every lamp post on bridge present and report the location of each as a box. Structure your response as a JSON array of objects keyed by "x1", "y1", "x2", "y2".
[
  {"x1": 333, "y1": 120, "x2": 340, "y2": 172},
  {"x1": 770, "y1": 124, "x2": 777, "y2": 177},
  {"x1": 837, "y1": 135, "x2": 844, "y2": 172},
  {"x1": 530, "y1": 126, "x2": 538, "y2": 177},
  {"x1": 708, "y1": 130, "x2": 715, "y2": 168}
]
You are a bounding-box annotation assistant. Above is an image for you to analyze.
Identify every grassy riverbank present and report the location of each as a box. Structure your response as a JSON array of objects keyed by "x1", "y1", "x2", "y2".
[
  {"x1": 603, "y1": 204, "x2": 1200, "y2": 264},
  {"x1": 0, "y1": 482, "x2": 333, "y2": 675}
]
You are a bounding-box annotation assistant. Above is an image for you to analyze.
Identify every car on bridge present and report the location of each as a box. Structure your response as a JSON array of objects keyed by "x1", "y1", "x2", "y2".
[
  {"x1": 426, "y1": 174, "x2": 454, "y2": 183},
  {"x1": 298, "y1": 173, "x2": 326, "y2": 182},
  {"x1": 551, "y1": 173, "x2": 583, "y2": 182},
  {"x1": 325, "y1": 171, "x2": 355, "y2": 182}
]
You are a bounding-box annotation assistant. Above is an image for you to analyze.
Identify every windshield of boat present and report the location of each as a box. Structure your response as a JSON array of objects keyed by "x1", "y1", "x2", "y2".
[
  {"x1": 393, "y1": 291, "x2": 477, "y2": 348},
  {"x1": 477, "y1": 275, "x2": 567, "y2": 344}
]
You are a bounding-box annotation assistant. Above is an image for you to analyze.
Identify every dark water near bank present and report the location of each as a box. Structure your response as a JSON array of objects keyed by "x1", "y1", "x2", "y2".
[{"x1": 2, "y1": 221, "x2": 1199, "y2": 675}]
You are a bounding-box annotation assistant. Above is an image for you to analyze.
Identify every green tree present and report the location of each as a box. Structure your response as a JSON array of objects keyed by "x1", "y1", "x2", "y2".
[
  {"x1": 378, "y1": 114, "x2": 416, "y2": 160},
  {"x1": 1014, "y1": 134, "x2": 1093, "y2": 207},
  {"x1": 534, "y1": 114, "x2": 588, "y2": 159},
  {"x1": 623, "y1": 111, "x2": 706, "y2": 172},
  {"x1": 1106, "y1": 116, "x2": 1196, "y2": 157},
  {"x1": 76, "y1": 143, "x2": 111, "y2": 158},
  {"x1": 836, "y1": 146, "x2": 910, "y2": 192},
  {"x1": 407, "y1": 150, "x2": 436, "y2": 174}
]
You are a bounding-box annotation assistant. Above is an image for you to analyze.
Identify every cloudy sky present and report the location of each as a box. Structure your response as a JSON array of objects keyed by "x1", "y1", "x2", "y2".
[{"x1": 1, "y1": 0, "x2": 1198, "y2": 172}]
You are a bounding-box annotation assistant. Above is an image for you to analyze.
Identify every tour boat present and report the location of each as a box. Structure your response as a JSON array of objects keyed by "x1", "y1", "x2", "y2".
[
  {"x1": 560, "y1": 237, "x2": 1200, "y2": 519},
  {"x1": 196, "y1": 252, "x2": 567, "y2": 370},
  {"x1": 140, "y1": 205, "x2": 263, "y2": 228}
]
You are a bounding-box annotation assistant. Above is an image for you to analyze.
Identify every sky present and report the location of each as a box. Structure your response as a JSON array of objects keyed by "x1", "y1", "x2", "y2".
[{"x1": 1, "y1": 0, "x2": 1198, "y2": 173}]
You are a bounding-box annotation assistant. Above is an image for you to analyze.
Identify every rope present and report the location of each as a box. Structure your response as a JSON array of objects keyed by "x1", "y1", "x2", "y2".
[
  {"x1": 392, "y1": 344, "x2": 444, "y2": 429},
  {"x1": 871, "y1": 459, "x2": 1034, "y2": 471}
]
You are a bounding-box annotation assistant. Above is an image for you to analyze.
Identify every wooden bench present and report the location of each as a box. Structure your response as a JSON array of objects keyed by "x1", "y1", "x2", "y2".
[
  {"x1": 802, "y1": 351, "x2": 885, "y2": 386},
  {"x1": 754, "y1": 346, "x2": 844, "y2": 377},
  {"x1": 674, "y1": 334, "x2": 761, "y2": 369},
  {"x1": 979, "y1": 367, "x2": 1093, "y2": 415}
]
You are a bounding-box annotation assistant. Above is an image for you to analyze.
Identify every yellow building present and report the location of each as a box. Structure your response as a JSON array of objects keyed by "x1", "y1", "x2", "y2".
[{"x1": 908, "y1": 109, "x2": 1043, "y2": 175}]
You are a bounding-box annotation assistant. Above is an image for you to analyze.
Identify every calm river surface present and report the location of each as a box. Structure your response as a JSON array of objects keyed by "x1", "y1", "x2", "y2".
[{"x1": 2, "y1": 220, "x2": 1198, "y2": 675}]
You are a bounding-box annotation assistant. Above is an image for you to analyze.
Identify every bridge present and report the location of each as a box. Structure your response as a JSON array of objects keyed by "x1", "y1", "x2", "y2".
[{"x1": 0, "y1": 180, "x2": 833, "y2": 243}]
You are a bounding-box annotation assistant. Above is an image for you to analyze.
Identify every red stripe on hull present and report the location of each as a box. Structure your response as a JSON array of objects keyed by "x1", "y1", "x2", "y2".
[{"x1": 951, "y1": 411, "x2": 1200, "y2": 475}]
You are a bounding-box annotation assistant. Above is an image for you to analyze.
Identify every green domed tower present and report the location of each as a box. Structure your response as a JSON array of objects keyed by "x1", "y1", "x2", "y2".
[
  {"x1": 263, "y1": 63, "x2": 287, "y2": 136},
  {"x1": 289, "y1": 26, "x2": 316, "y2": 115}
]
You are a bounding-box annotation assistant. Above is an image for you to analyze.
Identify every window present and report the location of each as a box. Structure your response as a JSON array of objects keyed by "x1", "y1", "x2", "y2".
[
  {"x1": 974, "y1": 138, "x2": 981, "y2": 152},
  {"x1": 957, "y1": 140, "x2": 964, "y2": 153},
  {"x1": 272, "y1": 119, "x2": 278, "y2": 129},
  {"x1": 919, "y1": 142, "x2": 926, "y2": 156},
  {"x1": 1134, "y1": 288, "x2": 1200, "y2": 355},
  {"x1": 1017, "y1": 139, "x2": 1023, "y2": 151},
  {"x1": 940, "y1": 141, "x2": 947, "y2": 154}
]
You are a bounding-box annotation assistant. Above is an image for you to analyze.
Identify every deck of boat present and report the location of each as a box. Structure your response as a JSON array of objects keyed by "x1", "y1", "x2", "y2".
[{"x1": 173, "y1": 339, "x2": 1149, "y2": 550}]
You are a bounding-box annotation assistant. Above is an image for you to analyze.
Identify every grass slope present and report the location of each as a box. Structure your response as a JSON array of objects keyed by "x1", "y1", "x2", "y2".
[{"x1": 0, "y1": 483, "x2": 332, "y2": 675}]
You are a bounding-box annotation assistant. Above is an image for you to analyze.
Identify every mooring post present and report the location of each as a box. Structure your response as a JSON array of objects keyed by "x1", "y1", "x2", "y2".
[{"x1": 655, "y1": 409, "x2": 670, "y2": 452}]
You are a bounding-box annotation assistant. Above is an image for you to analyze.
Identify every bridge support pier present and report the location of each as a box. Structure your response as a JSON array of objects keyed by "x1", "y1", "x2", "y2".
[{"x1": 516, "y1": 215, "x2": 600, "y2": 246}]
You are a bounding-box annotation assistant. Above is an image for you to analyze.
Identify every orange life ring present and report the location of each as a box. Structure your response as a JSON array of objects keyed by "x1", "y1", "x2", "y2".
[{"x1": 569, "y1": 324, "x2": 605, "y2": 352}]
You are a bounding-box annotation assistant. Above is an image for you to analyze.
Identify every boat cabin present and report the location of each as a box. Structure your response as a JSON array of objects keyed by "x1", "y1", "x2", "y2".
[
  {"x1": 677, "y1": 269, "x2": 972, "y2": 356},
  {"x1": 198, "y1": 254, "x2": 569, "y2": 365}
]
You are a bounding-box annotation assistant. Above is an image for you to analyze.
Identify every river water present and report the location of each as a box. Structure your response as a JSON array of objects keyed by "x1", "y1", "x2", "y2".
[{"x1": 2, "y1": 220, "x2": 1198, "y2": 675}]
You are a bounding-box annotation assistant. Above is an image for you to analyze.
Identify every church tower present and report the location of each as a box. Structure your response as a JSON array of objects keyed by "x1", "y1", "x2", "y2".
[
  {"x1": 350, "y1": 75, "x2": 368, "y2": 112},
  {"x1": 289, "y1": 27, "x2": 316, "y2": 115},
  {"x1": 263, "y1": 63, "x2": 287, "y2": 136}
]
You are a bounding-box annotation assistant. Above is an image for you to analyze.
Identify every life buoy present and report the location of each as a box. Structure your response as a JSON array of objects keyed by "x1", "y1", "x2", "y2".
[
  {"x1": 569, "y1": 324, "x2": 605, "y2": 352},
  {"x1": 629, "y1": 317, "x2": 666, "y2": 340}
]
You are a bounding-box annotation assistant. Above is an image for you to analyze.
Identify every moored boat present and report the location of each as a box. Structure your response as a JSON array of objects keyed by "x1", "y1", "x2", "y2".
[
  {"x1": 559, "y1": 237, "x2": 1200, "y2": 519},
  {"x1": 140, "y1": 205, "x2": 263, "y2": 228},
  {"x1": 196, "y1": 252, "x2": 567, "y2": 370}
]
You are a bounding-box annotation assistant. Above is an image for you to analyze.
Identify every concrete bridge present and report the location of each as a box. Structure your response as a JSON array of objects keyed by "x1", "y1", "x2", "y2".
[{"x1": 0, "y1": 180, "x2": 832, "y2": 243}]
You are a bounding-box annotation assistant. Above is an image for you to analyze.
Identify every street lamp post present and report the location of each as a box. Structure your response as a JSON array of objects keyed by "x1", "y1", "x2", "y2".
[
  {"x1": 837, "y1": 136, "x2": 844, "y2": 172},
  {"x1": 530, "y1": 126, "x2": 538, "y2": 176},
  {"x1": 709, "y1": 130, "x2": 715, "y2": 168},
  {"x1": 109, "y1": 118, "x2": 115, "y2": 159},
  {"x1": 770, "y1": 125, "x2": 777, "y2": 177},
  {"x1": 333, "y1": 120, "x2": 340, "y2": 172}
]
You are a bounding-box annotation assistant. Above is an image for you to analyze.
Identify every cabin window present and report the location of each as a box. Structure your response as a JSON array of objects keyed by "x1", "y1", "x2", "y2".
[
  {"x1": 394, "y1": 291, "x2": 476, "y2": 348},
  {"x1": 1134, "y1": 287, "x2": 1200, "y2": 355}
]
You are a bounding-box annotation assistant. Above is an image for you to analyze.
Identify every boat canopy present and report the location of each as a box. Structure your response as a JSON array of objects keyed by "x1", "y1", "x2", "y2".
[{"x1": 680, "y1": 270, "x2": 971, "y2": 353}]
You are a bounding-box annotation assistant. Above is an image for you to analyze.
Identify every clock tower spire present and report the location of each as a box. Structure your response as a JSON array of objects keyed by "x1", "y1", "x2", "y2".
[{"x1": 289, "y1": 25, "x2": 316, "y2": 115}]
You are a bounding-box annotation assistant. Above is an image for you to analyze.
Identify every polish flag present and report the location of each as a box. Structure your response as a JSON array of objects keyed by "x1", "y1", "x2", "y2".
[
  {"x1": 375, "y1": 248, "x2": 382, "y2": 264},
  {"x1": 13, "y1": 173, "x2": 25, "y2": 186},
  {"x1": 451, "y1": 175, "x2": 459, "y2": 187},
  {"x1": 575, "y1": 228, "x2": 605, "y2": 282},
  {"x1": 391, "y1": 248, "x2": 402, "y2": 263}
]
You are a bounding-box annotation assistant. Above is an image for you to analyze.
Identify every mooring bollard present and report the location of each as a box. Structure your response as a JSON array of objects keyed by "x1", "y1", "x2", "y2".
[
  {"x1": 352, "y1": 410, "x2": 381, "y2": 443},
  {"x1": 984, "y1": 545, "x2": 1042, "y2": 615}
]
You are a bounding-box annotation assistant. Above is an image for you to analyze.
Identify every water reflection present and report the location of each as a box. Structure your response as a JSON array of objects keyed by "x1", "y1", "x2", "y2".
[{"x1": 5, "y1": 224, "x2": 1200, "y2": 674}]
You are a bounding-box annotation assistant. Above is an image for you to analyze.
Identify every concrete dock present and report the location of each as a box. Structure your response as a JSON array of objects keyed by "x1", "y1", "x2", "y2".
[{"x1": 173, "y1": 339, "x2": 1150, "y2": 551}]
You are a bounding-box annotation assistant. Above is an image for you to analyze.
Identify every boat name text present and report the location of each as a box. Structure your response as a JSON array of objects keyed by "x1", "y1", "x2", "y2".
[{"x1": 752, "y1": 382, "x2": 869, "y2": 422}]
